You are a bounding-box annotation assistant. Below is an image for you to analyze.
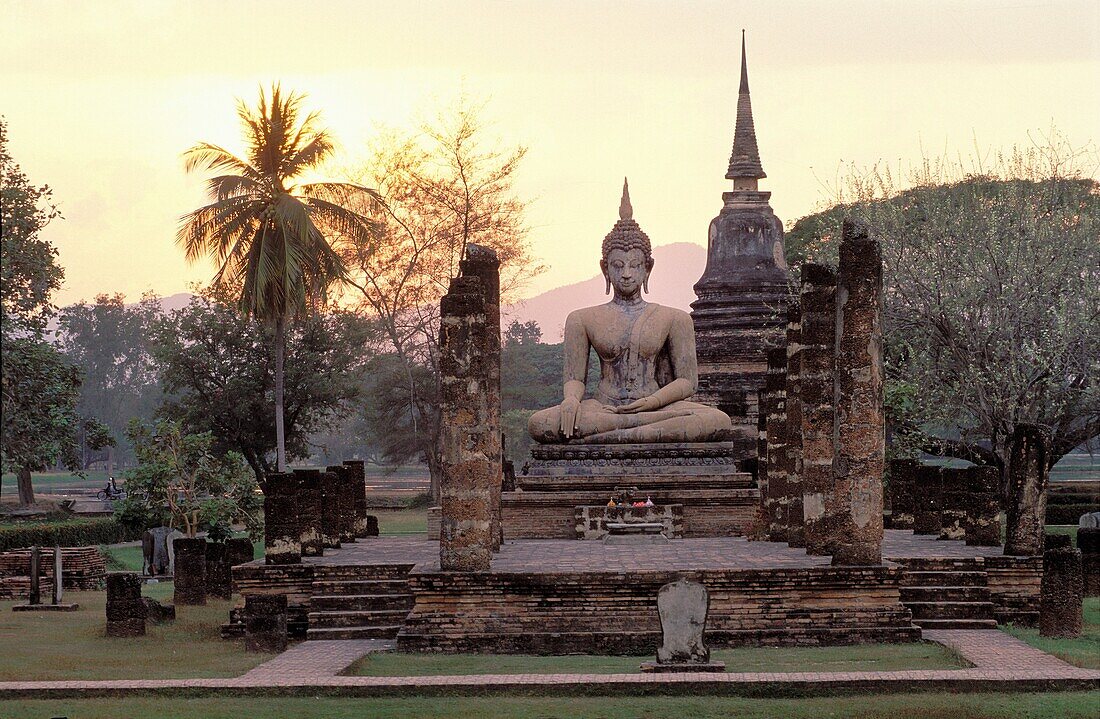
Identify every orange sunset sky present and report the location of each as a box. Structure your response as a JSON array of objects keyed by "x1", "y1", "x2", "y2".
[{"x1": 2, "y1": 0, "x2": 1098, "y2": 308}]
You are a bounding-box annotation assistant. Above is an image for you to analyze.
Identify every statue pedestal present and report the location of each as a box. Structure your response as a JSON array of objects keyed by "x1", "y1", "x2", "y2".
[{"x1": 502, "y1": 442, "x2": 759, "y2": 539}]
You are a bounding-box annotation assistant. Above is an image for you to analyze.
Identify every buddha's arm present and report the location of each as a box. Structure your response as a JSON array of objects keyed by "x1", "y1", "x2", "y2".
[{"x1": 559, "y1": 312, "x2": 590, "y2": 436}]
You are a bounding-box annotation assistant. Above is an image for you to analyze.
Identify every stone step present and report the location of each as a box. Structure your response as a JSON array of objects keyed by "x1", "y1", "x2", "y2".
[
  {"x1": 306, "y1": 625, "x2": 402, "y2": 640},
  {"x1": 905, "y1": 601, "x2": 996, "y2": 621},
  {"x1": 311, "y1": 579, "x2": 409, "y2": 596},
  {"x1": 899, "y1": 570, "x2": 988, "y2": 587},
  {"x1": 895, "y1": 557, "x2": 985, "y2": 572},
  {"x1": 911, "y1": 618, "x2": 999, "y2": 630},
  {"x1": 308, "y1": 608, "x2": 411, "y2": 629},
  {"x1": 312, "y1": 564, "x2": 414, "y2": 580},
  {"x1": 310, "y1": 593, "x2": 414, "y2": 612},
  {"x1": 899, "y1": 585, "x2": 992, "y2": 603}
]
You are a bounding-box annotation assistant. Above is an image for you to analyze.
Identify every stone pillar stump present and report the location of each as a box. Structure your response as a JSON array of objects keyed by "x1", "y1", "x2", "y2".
[
  {"x1": 244, "y1": 594, "x2": 288, "y2": 653},
  {"x1": 939, "y1": 468, "x2": 969, "y2": 541},
  {"x1": 763, "y1": 347, "x2": 788, "y2": 542},
  {"x1": 439, "y1": 271, "x2": 496, "y2": 572},
  {"x1": 887, "y1": 459, "x2": 918, "y2": 531},
  {"x1": 204, "y1": 541, "x2": 232, "y2": 600},
  {"x1": 342, "y1": 460, "x2": 371, "y2": 538},
  {"x1": 173, "y1": 537, "x2": 207, "y2": 606},
  {"x1": 964, "y1": 467, "x2": 1002, "y2": 547},
  {"x1": 319, "y1": 468, "x2": 344, "y2": 549},
  {"x1": 799, "y1": 264, "x2": 837, "y2": 555},
  {"x1": 263, "y1": 472, "x2": 302, "y2": 565},
  {"x1": 1040, "y1": 535, "x2": 1083, "y2": 637},
  {"x1": 292, "y1": 469, "x2": 324, "y2": 557},
  {"x1": 106, "y1": 572, "x2": 146, "y2": 637},
  {"x1": 912, "y1": 464, "x2": 944, "y2": 535},
  {"x1": 1077, "y1": 528, "x2": 1100, "y2": 597},
  {"x1": 784, "y1": 302, "x2": 805, "y2": 549},
  {"x1": 830, "y1": 219, "x2": 884, "y2": 566},
  {"x1": 1005, "y1": 424, "x2": 1050, "y2": 557}
]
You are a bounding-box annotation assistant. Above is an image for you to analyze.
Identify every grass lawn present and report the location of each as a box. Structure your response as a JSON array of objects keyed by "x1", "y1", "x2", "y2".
[
  {"x1": 2, "y1": 693, "x2": 1098, "y2": 719},
  {"x1": 348, "y1": 642, "x2": 965, "y2": 676},
  {"x1": 1, "y1": 470, "x2": 110, "y2": 494},
  {"x1": 0, "y1": 583, "x2": 265, "y2": 680},
  {"x1": 1002, "y1": 597, "x2": 1100, "y2": 670},
  {"x1": 1046, "y1": 525, "x2": 1079, "y2": 544},
  {"x1": 375, "y1": 507, "x2": 428, "y2": 535}
]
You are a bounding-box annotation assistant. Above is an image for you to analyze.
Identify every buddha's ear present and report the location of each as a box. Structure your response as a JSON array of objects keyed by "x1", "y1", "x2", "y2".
[
  {"x1": 600, "y1": 259, "x2": 610, "y2": 295},
  {"x1": 643, "y1": 257, "x2": 655, "y2": 294}
]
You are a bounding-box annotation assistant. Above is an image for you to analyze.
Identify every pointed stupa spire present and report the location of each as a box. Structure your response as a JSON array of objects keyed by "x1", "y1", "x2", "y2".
[
  {"x1": 619, "y1": 177, "x2": 633, "y2": 220},
  {"x1": 726, "y1": 30, "x2": 766, "y2": 181}
]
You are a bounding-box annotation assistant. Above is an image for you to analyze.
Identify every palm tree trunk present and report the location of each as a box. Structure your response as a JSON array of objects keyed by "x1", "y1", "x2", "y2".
[
  {"x1": 17, "y1": 466, "x2": 35, "y2": 506},
  {"x1": 274, "y1": 315, "x2": 287, "y2": 472}
]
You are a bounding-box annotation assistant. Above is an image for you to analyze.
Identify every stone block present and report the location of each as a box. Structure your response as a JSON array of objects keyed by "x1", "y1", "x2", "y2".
[
  {"x1": 1078, "y1": 527, "x2": 1100, "y2": 597},
  {"x1": 173, "y1": 537, "x2": 207, "y2": 606},
  {"x1": 244, "y1": 593, "x2": 288, "y2": 653},
  {"x1": 319, "y1": 468, "x2": 344, "y2": 548},
  {"x1": 912, "y1": 465, "x2": 943, "y2": 535},
  {"x1": 342, "y1": 460, "x2": 371, "y2": 538},
  {"x1": 264, "y1": 473, "x2": 302, "y2": 565},
  {"x1": 1040, "y1": 543, "x2": 1083, "y2": 637},
  {"x1": 141, "y1": 596, "x2": 176, "y2": 624},
  {"x1": 106, "y1": 572, "x2": 146, "y2": 637},
  {"x1": 292, "y1": 469, "x2": 324, "y2": 557}
]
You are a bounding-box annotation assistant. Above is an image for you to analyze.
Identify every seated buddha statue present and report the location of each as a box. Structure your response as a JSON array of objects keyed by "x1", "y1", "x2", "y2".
[{"x1": 528, "y1": 181, "x2": 733, "y2": 445}]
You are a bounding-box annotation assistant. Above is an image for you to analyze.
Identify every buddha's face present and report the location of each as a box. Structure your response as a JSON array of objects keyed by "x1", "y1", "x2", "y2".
[{"x1": 602, "y1": 248, "x2": 652, "y2": 299}]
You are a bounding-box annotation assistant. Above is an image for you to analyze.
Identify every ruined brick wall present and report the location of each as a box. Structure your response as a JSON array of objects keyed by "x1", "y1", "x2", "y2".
[{"x1": 398, "y1": 565, "x2": 916, "y2": 654}]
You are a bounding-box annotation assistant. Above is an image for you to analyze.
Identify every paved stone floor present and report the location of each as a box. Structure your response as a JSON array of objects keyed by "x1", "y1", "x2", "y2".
[
  {"x1": 0, "y1": 630, "x2": 1095, "y2": 698},
  {"x1": 301, "y1": 530, "x2": 1004, "y2": 573}
]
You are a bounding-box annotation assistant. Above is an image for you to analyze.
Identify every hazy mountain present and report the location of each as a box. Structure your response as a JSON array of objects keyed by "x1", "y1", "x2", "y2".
[{"x1": 504, "y1": 242, "x2": 707, "y2": 341}]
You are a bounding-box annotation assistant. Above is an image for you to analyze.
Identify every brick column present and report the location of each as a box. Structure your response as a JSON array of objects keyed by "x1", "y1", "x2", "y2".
[
  {"x1": 964, "y1": 467, "x2": 1002, "y2": 547},
  {"x1": 293, "y1": 469, "x2": 324, "y2": 557},
  {"x1": 830, "y1": 219, "x2": 884, "y2": 566},
  {"x1": 244, "y1": 594, "x2": 288, "y2": 652},
  {"x1": 106, "y1": 572, "x2": 146, "y2": 637},
  {"x1": 912, "y1": 464, "x2": 943, "y2": 535},
  {"x1": 887, "y1": 459, "x2": 918, "y2": 530},
  {"x1": 342, "y1": 460, "x2": 370, "y2": 538},
  {"x1": 438, "y1": 273, "x2": 495, "y2": 571},
  {"x1": 459, "y1": 244, "x2": 503, "y2": 551},
  {"x1": 753, "y1": 400, "x2": 768, "y2": 538},
  {"x1": 1040, "y1": 535, "x2": 1083, "y2": 638},
  {"x1": 325, "y1": 465, "x2": 357, "y2": 544},
  {"x1": 319, "y1": 468, "x2": 343, "y2": 549},
  {"x1": 939, "y1": 468, "x2": 969, "y2": 541},
  {"x1": 173, "y1": 537, "x2": 207, "y2": 606},
  {"x1": 784, "y1": 302, "x2": 805, "y2": 548},
  {"x1": 763, "y1": 347, "x2": 788, "y2": 542},
  {"x1": 799, "y1": 264, "x2": 837, "y2": 555},
  {"x1": 226, "y1": 537, "x2": 254, "y2": 568},
  {"x1": 263, "y1": 473, "x2": 301, "y2": 565},
  {"x1": 205, "y1": 542, "x2": 232, "y2": 600},
  {"x1": 1005, "y1": 423, "x2": 1050, "y2": 557}
]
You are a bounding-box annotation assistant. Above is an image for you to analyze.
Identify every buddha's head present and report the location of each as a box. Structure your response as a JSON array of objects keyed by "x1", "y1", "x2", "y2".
[{"x1": 601, "y1": 179, "x2": 654, "y2": 297}]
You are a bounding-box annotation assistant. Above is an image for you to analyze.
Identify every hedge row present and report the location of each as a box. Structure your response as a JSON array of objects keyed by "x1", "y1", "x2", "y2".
[
  {"x1": 1046, "y1": 503, "x2": 1100, "y2": 526},
  {"x1": 0, "y1": 518, "x2": 142, "y2": 552}
]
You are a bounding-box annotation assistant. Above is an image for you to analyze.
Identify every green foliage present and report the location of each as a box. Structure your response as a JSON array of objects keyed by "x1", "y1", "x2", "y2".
[
  {"x1": 119, "y1": 419, "x2": 261, "y2": 539},
  {"x1": 360, "y1": 353, "x2": 438, "y2": 468},
  {"x1": 56, "y1": 293, "x2": 163, "y2": 466},
  {"x1": 786, "y1": 139, "x2": 1100, "y2": 466},
  {"x1": 0, "y1": 517, "x2": 138, "y2": 551},
  {"x1": 0, "y1": 117, "x2": 63, "y2": 339},
  {"x1": 153, "y1": 290, "x2": 371, "y2": 481}
]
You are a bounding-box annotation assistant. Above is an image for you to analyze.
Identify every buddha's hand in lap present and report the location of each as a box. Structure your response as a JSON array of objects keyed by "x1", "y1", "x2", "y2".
[
  {"x1": 560, "y1": 396, "x2": 581, "y2": 437},
  {"x1": 602, "y1": 396, "x2": 661, "y2": 414}
]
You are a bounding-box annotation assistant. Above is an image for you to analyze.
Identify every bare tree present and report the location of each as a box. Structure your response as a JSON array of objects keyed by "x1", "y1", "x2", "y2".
[{"x1": 340, "y1": 97, "x2": 541, "y2": 498}]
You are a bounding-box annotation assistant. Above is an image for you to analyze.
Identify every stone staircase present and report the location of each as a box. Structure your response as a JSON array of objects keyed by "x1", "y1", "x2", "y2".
[
  {"x1": 306, "y1": 563, "x2": 415, "y2": 640},
  {"x1": 897, "y1": 557, "x2": 997, "y2": 630}
]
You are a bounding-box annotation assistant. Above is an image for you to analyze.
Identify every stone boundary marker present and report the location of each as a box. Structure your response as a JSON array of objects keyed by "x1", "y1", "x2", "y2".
[{"x1": 0, "y1": 631, "x2": 1096, "y2": 699}]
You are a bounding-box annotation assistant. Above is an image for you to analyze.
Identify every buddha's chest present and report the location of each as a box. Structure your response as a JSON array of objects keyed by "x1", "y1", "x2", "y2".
[{"x1": 588, "y1": 309, "x2": 671, "y2": 363}]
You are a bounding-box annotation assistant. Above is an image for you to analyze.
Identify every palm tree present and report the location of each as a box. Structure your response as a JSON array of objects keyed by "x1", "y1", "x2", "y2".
[{"x1": 178, "y1": 84, "x2": 378, "y2": 473}]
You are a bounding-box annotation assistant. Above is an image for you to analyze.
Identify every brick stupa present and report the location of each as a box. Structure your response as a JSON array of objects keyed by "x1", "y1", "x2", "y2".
[{"x1": 691, "y1": 31, "x2": 790, "y2": 437}]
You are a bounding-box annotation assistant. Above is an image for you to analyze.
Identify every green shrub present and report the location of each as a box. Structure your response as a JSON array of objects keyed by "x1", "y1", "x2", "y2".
[{"x1": 0, "y1": 517, "x2": 141, "y2": 551}]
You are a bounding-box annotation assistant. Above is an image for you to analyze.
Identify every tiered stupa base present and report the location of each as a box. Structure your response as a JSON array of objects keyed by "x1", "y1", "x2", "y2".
[{"x1": 502, "y1": 442, "x2": 758, "y2": 539}]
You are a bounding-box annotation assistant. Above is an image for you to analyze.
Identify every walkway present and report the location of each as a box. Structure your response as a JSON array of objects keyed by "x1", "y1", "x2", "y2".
[{"x1": 0, "y1": 630, "x2": 1095, "y2": 699}]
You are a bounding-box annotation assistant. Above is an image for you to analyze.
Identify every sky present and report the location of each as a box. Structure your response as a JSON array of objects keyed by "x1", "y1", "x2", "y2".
[{"x1": 2, "y1": 0, "x2": 1098, "y2": 307}]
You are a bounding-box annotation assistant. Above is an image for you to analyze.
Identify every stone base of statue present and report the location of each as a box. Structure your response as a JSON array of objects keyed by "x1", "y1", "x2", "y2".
[{"x1": 501, "y1": 442, "x2": 759, "y2": 539}]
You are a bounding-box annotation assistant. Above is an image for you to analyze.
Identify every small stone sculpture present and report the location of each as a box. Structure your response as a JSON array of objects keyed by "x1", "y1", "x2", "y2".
[{"x1": 641, "y1": 578, "x2": 725, "y2": 672}]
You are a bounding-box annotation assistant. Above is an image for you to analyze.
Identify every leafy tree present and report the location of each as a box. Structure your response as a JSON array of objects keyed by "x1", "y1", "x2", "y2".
[
  {"x1": 153, "y1": 290, "x2": 372, "y2": 484},
  {"x1": 786, "y1": 136, "x2": 1100, "y2": 485},
  {"x1": 0, "y1": 118, "x2": 98, "y2": 504},
  {"x1": 116, "y1": 420, "x2": 261, "y2": 540},
  {"x1": 177, "y1": 84, "x2": 378, "y2": 473},
  {"x1": 341, "y1": 98, "x2": 541, "y2": 498},
  {"x1": 56, "y1": 293, "x2": 162, "y2": 468}
]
